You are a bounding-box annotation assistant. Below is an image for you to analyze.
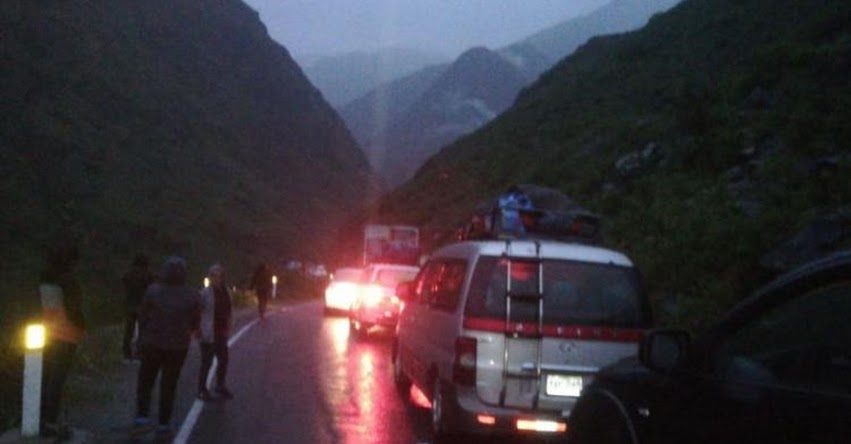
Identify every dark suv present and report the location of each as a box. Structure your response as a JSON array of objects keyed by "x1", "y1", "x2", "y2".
[{"x1": 567, "y1": 250, "x2": 851, "y2": 444}]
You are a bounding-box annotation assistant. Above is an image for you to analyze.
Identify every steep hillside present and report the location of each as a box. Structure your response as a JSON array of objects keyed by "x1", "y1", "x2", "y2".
[
  {"x1": 378, "y1": 0, "x2": 851, "y2": 327},
  {"x1": 0, "y1": 0, "x2": 374, "y2": 323},
  {"x1": 0, "y1": 0, "x2": 380, "y2": 422},
  {"x1": 342, "y1": 0, "x2": 681, "y2": 187}
]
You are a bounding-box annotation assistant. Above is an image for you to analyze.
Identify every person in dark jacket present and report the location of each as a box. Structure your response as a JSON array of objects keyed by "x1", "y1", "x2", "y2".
[
  {"x1": 121, "y1": 253, "x2": 155, "y2": 362},
  {"x1": 133, "y1": 256, "x2": 200, "y2": 438},
  {"x1": 197, "y1": 263, "x2": 233, "y2": 400},
  {"x1": 250, "y1": 263, "x2": 272, "y2": 319},
  {"x1": 38, "y1": 240, "x2": 85, "y2": 440}
]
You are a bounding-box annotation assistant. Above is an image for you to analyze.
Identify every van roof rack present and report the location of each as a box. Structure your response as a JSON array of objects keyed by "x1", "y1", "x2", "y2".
[{"x1": 456, "y1": 185, "x2": 602, "y2": 244}]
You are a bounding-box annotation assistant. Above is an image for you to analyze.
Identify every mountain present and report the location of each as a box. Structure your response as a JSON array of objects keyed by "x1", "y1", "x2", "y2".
[
  {"x1": 374, "y1": 0, "x2": 851, "y2": 327},
  {"x1": 379, "y1": 47, "x2": 542, "y2": 186},
  {"x1": 517, "y1": 0, "x2": 682, "y2": 65},
  {"x1": 342, "y1": 0, "x2": 681, "y2": 187},
  {"x1": 0, "y1": 0, "x2": 375, "y2": 325},
  {"x1": 340, "y1": 64, "x2": 449, "y2": 178},
  {"x1": 299, "y1": 48, "x2": 449, "y2": 108}
]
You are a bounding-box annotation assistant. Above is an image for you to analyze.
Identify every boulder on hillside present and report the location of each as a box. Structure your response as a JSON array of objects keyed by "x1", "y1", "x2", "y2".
[
  {"x1": 615, "y1": 142, "x2": 662, "y2": 178},
  {"x1": 760, "y1": 208, "x2": 851, "y2": 272}
]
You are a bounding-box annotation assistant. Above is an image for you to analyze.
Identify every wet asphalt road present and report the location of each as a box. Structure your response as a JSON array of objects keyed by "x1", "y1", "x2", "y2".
[
  {"x1": 185, "y1": 301, "x2": 429, "y2": 444},
  {"x1": 184, "y1": 301, "x2": 555, "y2": 444}
]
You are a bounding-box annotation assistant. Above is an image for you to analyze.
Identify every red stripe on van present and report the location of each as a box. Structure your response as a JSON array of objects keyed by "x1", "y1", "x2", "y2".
[{"x1": 462, "y1": 317, "x2": 643, "y2": 342}]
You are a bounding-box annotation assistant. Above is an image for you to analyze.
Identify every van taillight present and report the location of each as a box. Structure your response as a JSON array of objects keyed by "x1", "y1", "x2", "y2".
[{"x1": 452, "y1": 337, "x2": 477, "y2": 386}]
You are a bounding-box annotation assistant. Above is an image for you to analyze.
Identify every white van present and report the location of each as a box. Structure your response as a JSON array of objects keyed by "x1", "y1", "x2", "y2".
[{"x1": 393, "y1": 238, "x2": 651, "y2": 439}]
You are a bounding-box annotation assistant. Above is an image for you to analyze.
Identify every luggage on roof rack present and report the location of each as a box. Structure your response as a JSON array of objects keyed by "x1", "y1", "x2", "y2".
[{"x1": 457, "y1": 185, "x2": 602, "y2": 243}]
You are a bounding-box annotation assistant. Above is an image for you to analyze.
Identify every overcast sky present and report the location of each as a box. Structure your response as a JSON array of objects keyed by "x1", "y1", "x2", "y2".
[{"x1": 242, "y1": 0, "x2": 610, "y2": 60}]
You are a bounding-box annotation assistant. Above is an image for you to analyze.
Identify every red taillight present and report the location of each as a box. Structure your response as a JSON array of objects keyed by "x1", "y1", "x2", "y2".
[
  {"x1": 452, "y1": 336, "x2": 477, "y2": 386},
  {"x1": 410, "y1": 384, "x2": 432, "y2": 409}
]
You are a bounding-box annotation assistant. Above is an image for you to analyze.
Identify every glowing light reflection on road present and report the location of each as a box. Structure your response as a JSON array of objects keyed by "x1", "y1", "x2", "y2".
[
  {"x1": 344, "y1": 349, "x2": 377, "y2": 444},
  {"x1": 322, "y1": 315, "x2": 414, "y2": 444},
  {"x1": 330, "y1": 316, "x2": 350, "y2": 355}
]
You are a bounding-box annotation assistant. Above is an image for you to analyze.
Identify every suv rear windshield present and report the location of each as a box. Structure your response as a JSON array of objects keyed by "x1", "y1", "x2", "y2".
[{"x1": 465, "y1": 257, "x2": 651, "y2": 328}]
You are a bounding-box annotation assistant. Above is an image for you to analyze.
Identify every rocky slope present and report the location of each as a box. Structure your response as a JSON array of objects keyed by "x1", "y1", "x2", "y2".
[{"x1": 376, "y1": 0, "x2": 851, "y2": 326}]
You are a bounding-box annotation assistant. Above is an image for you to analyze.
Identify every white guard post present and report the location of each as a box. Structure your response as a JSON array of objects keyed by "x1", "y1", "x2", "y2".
[
  {"x1": 272, "y1": 275, "x2": 277, "y2": 299},
  {"x1": 22, "y1": 323, "x2": 46, "y2": 437}
]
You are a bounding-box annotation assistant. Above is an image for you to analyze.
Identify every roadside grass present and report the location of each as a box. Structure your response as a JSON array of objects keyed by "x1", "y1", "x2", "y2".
[
  {"x1": 65, "y1": 325, "x2": 125, "y2": 406},
  {"x1": 0, "y1": 343, "x2": 23, "y2": 432}
]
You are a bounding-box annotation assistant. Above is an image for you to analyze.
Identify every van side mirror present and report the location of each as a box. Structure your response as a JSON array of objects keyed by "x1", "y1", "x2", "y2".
[
  {"x1": 639, "y1": 329, "x2": 691, "y2": 373},
  {"x1": 396, "y1": 281, "x2": 414, "y2": 301}
]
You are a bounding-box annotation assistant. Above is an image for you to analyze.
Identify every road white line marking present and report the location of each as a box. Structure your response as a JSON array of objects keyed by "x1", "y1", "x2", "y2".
[{"x1": 173, "y1": 315, "x2": 264, "y2": 444}]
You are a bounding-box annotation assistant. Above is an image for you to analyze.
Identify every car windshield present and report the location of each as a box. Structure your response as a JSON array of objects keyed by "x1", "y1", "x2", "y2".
[
  {"x1": 333, "y1": 269, "x2": 362, "y2": 282},
  {"x1": 465, "y1": 256, "x2": 651, "y2": 328},
  {"x1": 374, "y1": 269, "x2": 418, "y2": 287}
]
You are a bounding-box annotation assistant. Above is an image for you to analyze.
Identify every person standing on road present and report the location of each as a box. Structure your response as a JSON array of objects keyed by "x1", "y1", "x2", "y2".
[
  {"x1": 250, "y1": 263, "x2": 272, "y2": 320},
  {"x1": 133, "y1": 256, "x2": 200, "y2": 438},
  {"x1": 38, "y1": 240, "x2": 85, "y2": 440},
  {"x1": 121, "y1": 253, "x2": 155, "y2": 362},
  {"x1": 197, "y1": 263, "x2": 234, "y2": 400}
]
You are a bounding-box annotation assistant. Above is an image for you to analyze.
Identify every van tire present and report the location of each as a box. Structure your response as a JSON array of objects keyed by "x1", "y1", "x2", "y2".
[
  {"x1": 431, "y1": 378, "x2": 453, "y2": 440},
  {"x1": 393, "y1": 346, "x2": 411, "y2": 395}
]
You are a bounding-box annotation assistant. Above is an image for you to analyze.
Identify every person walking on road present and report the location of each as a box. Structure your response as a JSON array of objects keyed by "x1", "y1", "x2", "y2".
[
  {"x1": 133, "y1": 256, "x2": 200, "y2": 439},
  {"x1": 197, "y1": 263, "x2": 234, "y2": 400},
  {"x1": 121, "y1": 253, "x2": 155, "y2": 362},
  {"x1": 38, "y1": 240, "x2": 85, "y2": 441},
  {"x1": 250, "y1": 263, "x2": 272, "y2": 320}
]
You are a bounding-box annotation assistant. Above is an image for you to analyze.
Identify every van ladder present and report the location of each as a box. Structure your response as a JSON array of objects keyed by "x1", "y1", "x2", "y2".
[{"x1": 499, "y1": 240, "x2": 544, "y2": 409}]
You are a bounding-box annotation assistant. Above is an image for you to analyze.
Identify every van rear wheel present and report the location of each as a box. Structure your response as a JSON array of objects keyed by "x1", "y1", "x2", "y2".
[
  {"x1": 431, "y1": 378, "x2": 452, "y2": 440},
  {"x1": 393, "y1": 346, "x2": 411, "y2": 395}
]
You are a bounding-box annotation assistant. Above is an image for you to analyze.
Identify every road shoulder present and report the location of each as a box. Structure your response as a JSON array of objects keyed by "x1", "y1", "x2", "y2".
[{"x1": 0, "y1": 299, "x2": 302, "y2": 443}]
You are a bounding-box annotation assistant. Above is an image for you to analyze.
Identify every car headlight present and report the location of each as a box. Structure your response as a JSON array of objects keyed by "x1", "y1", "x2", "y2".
[{"x1": 363, "y1": 285, "x2": 385, "y2": 307}]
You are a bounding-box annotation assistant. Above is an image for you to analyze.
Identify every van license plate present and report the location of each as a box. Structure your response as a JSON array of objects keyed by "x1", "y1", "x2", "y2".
[{"x1": 545, "y1": 374, "x2": 583, "y2": 397}]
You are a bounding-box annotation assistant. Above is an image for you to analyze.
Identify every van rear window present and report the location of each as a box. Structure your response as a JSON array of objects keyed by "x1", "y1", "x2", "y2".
[{"x1": 465, "y1": 257, "x2": 651, "y2": 328}]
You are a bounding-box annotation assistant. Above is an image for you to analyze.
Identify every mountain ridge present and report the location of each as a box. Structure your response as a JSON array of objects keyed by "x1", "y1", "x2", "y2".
[
  {"x1": 300, "y1": 47, "x2": 449, "y2": 108},
  {"x1": 342, "y1": 0, "x2": 682, "y2": 187}
]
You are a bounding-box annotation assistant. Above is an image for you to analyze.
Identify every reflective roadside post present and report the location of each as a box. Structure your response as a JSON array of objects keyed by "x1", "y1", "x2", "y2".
[
  {"x1": 22, "y1": 323, "x2": 46, "y2": 437},
  {"x1": 272, "y1": 275, "x2": 278, "y2": 299}
]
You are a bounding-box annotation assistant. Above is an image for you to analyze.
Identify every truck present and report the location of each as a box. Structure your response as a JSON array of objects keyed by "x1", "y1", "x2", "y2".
[{"x1": 363, "y1": 224, "x2": 420, "y2": 266}]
